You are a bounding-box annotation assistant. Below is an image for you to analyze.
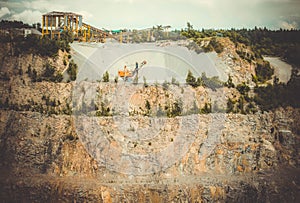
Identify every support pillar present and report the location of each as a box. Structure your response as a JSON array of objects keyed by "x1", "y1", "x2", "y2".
[
  {"x1": 120, "y1": 32, "x2": 123, "y2": 43},
  {"x1": 50, "y1": 15, "x2": 53, "y2": 39},
  {"x1": 64, "y1": 15, "x2": 67, "y2": 31},
  {"x1": 45, "y1": 16, "x2": 48, "y2": 34},
  {"x1": 75, "y1": 16, "x2": 79, "y2": 37},
  {"x1": 42, "y1": 15, "x2": 44, "y2": 36}
]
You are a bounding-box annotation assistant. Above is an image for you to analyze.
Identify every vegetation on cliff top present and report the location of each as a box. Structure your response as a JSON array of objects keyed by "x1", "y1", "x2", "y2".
[
  {"x1": 182, "y1": 22, "x2": 300, "y2": 111},
  {"x1": 181, "y1": 22, "x2": 300, "y2": 67},
  {"x1": 0, "y1": 20, "x2": 73, "y2": 57}
]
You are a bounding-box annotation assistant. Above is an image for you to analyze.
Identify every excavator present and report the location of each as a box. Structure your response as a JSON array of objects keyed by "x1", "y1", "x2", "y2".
[{"x1": 118, "y1": 60, "x2": 147, "y2": 80}]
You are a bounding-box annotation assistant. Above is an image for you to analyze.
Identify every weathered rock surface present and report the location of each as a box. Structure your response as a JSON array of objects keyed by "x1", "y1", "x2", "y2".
[
  {"x1": 0, "y1": 106, "x2": 299, "y2": 202},
  {"x1": 0, "y1": 42, "x2": 299, "y2": 202}
]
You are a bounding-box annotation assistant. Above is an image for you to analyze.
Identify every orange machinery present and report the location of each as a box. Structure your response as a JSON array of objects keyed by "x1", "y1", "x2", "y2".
[{"x1": 118, "y1": 60, "x2": 147, "y2": 79}]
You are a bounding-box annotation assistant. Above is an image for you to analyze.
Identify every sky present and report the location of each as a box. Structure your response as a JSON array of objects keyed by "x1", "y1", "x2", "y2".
[{"x1": 0, "y1": 0, "x2": 299, "y2": 30}]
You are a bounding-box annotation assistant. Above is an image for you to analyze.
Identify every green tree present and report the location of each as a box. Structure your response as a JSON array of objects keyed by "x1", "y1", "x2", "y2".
[
  {"x1": 186, "y1": 70, "x2": 197, "y2": 87},
  {"x1": 255, "y1": 60, "x2": 274, "y2": 82},
  {"x1": 237, "y1": 96, "x2": 245, "y2": 114},
  {"x1": 236, "y1": 82, "x2": 250, "y2": 95},
  {"x1": 145, "y1": 100, "x2": 151, "y2": 116},
  {"x1": 102, "y1": 71, "x2": 109, "y2": 82},
  {"x1": 43, "y1": 62, "x2": 55, "y2": 79},
  {"x1": 143, "y1": 76, "x2": 148, "y2": 87},
  {"x1": 226, "y1": 98, "x2": 235, "y2": 113},
  {"x1": 224, "y1": 75, "x2": 235, "y2": 88},
  {"x1": 200, "y1": 103, "x2": 211, "y2": 114},
  {"x1": 166, "y1": 100, "x2": 183, "y2": 117},
  {"x1": 114, "y1": 76, "x2": 119, "y2": 83},
  {"x1": 67, "y1": 60, "x2": 78, "y2": 81},
  {"x1": 209, "y1": 37, "x2": 224, "y2": 53},
  {"x1": 171, "y1": 77, "x2": 179, "y2": 86}
]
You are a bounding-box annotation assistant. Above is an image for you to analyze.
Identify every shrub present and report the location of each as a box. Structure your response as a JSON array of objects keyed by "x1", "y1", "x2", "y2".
[
  {"x1": 42, "y1": 61, "x2": 63, "y2": 82},
  {"x1": 201, "y1": 73, "x2": 223, "y2": 90},
  {"x1": 166, "y1": 99, "x2": 183, "y2": 117},
  {"x1": 171, "y1": 77, "x2": 179, "y2": 86},
  {"x1": 200, "y1": 103, "x2": 211, "y2": 114},
  {"x1": 236, "y1": 82, "x2": 250, "y2": 95},
  {"x1": 143, "y1": 76, "x2": 148, "y2": 87},
  {"x1": 203, "y1": 44, "x2": 214, "y2": 53},
  {"x1": 209, "y1": 37, "x2": 224, "y2": 53},
  {"x1": 186, "y1": 70, "x2": 198, "y2": 87},
  {"x1": 255, "y1": 60, "x2": 274, "y2": 82},
  {"x1": 226, "y1": 98, "x2": 235, "y2": 113},
  {"x1": 67, "y1": 60, "x2": 78, "y2": 81},
  {"x1": 224, "y1": 75, "x2": 235, "y2": 88},
  {"x1": 162, "y1": 80, "x2": 169, "y2": 90},
  {"x1": 144, "y1": 100, "x2": 151, "y2": 116},
  {"x1": 114, "y1": 76, "x2": 119, "y2": 83},
  {"x1": 102, "y1": 71, "x2": 109, "y2": 82}
]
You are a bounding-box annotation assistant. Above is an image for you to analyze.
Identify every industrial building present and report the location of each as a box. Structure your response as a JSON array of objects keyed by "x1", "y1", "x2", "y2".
[{"x1": 41, "y1": 11, "x2": 110, "y2": 42}]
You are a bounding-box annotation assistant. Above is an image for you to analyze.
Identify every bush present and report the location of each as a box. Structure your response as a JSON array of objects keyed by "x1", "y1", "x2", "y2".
[
  {"x1": 42, "y1": 61, "x2": 63, "y2": 82},
  {"x1": 171, "y1": 77, "x2": 179, "y2": 86},
  {"x1": 224, "y1": 75, "x2": 235, "y2": 88},
  {"x1": 226, "y1": 98, "x2": 235, "y2": 113},
  {"x1": 162, "y1": 80, "x2": 169, "y2": 90},
  {"x1": 255, "y1": 60, "x2": 274, "y2": 82},
  {"x1": 114, "y1": 76, "x2": 119, "y2": 83},
  {"x1": 43, "y1": 62, "x2": 55, "y2": 78},
  {"x1": 102, "y1": 71, "x2": 109, "y2": 82},
  {"x1": 165, "y1": 100, "x2": 183, "y2": 117},
  {"x1": 143, "y1": 76, "x2": 148, "y2": 87},
  {"x1": 200, "y1": 103, "x2": 211, "y2": 114},
  {"x1": 201, "y1": 73, "x2": 223, "y2": 90},
  {"x1": 209, "y1": 37, "x2": 224, "y2": 53},
  {"x1": 254, "y1": 71, "x2": 300, "y2": 111},
  {"x1": 236, "y1": 82, "x2": 250, "y2": 95},
  {"x1": 186, "y1": 70, "x2": 201, "y2": 87},
  {"x1": 203, "y1": 44, "x2": 214, "y2": 53},
  {"x1": 237, "y1": 96, "x2": 246, "y2": 114},
  {"x1": 67, "y1": 60, "x2": 78, "y2": 81},
  {"x1": 95, "y1": 102, "x2": 111, "y2": 116},
  {"x1": 186, "y1": 70, "x2": 196, "y2": 86},
  {"x1": 144, "y1": 100, "x2": 151, "y2": 116}
]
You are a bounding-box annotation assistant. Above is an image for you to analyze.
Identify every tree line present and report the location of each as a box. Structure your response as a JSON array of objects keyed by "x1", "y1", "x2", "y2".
[{"x1": 181, "y1": 22, "x2": 300, "y2": 67}]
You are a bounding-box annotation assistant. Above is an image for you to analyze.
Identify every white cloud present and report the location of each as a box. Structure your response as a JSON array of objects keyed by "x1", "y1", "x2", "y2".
[
  {"x1": 279, "y1": 20, "x2": 298, "y2": 29},
  {"x1": 9, "y1": 10, "x2": 42, "y2": 24},
  {"x1": 77, "y1": 10, "x2": 93, "y2": 21},
  {"x1": 22, "y1": 0, "x2": 66, "y2": 13},
  {"x1": 0, "y1": 7, "x2": 11, "y2": 18},
  {"x1": 1, "y1": 0, "x2": 299, "y2": 29}
]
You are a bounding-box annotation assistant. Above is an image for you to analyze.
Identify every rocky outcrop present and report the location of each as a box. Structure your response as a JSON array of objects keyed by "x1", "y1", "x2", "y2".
[
  {"x1": 0, "y1": 42, "x2": 299, "y2": 202},
  {"x1": 0, "y1": 105, "x2": 299, "y2": 201}
]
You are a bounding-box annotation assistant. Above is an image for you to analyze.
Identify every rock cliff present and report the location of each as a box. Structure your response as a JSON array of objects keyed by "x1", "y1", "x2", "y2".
[{"x1": 0, "y1": 40, "x2": 299, "y2": 202}]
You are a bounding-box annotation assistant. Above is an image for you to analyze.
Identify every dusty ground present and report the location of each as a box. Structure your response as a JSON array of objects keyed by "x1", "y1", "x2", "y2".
[
  {"x1": 71, "y1": 38, "x2": 251, "y2": 84},
  {"x1": 264, "y1": 56, "x2": 292, "y2": 83}
]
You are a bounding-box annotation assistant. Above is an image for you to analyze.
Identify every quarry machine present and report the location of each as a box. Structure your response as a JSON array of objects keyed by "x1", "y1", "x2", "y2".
[{"x1": 118, "y1": 60, "x2": 147, "y2": 81}]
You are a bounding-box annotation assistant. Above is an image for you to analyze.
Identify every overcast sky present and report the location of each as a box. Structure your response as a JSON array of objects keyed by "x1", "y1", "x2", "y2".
[{"x1": 0, "y1": 0, "x2": 299, "y2": 30}]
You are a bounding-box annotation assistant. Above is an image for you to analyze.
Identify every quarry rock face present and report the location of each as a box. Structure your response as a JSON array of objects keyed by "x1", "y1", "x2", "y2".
[
  {"x1": 0, "y1": 40, "x2": 299, "y2": 202},
  {"x1": 0, "y1": 94, "x2": 299, "y2": 202}
]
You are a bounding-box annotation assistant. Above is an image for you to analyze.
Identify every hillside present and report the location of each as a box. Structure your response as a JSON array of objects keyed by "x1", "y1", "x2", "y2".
[{"x1": 0, "y1": 34, "x2": 299, "y2": 202}]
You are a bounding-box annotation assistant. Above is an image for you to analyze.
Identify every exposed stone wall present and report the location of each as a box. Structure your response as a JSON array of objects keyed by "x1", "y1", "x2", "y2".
[{"x1": 0, "y1": 43, "x2": 299, "y2": 202}]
